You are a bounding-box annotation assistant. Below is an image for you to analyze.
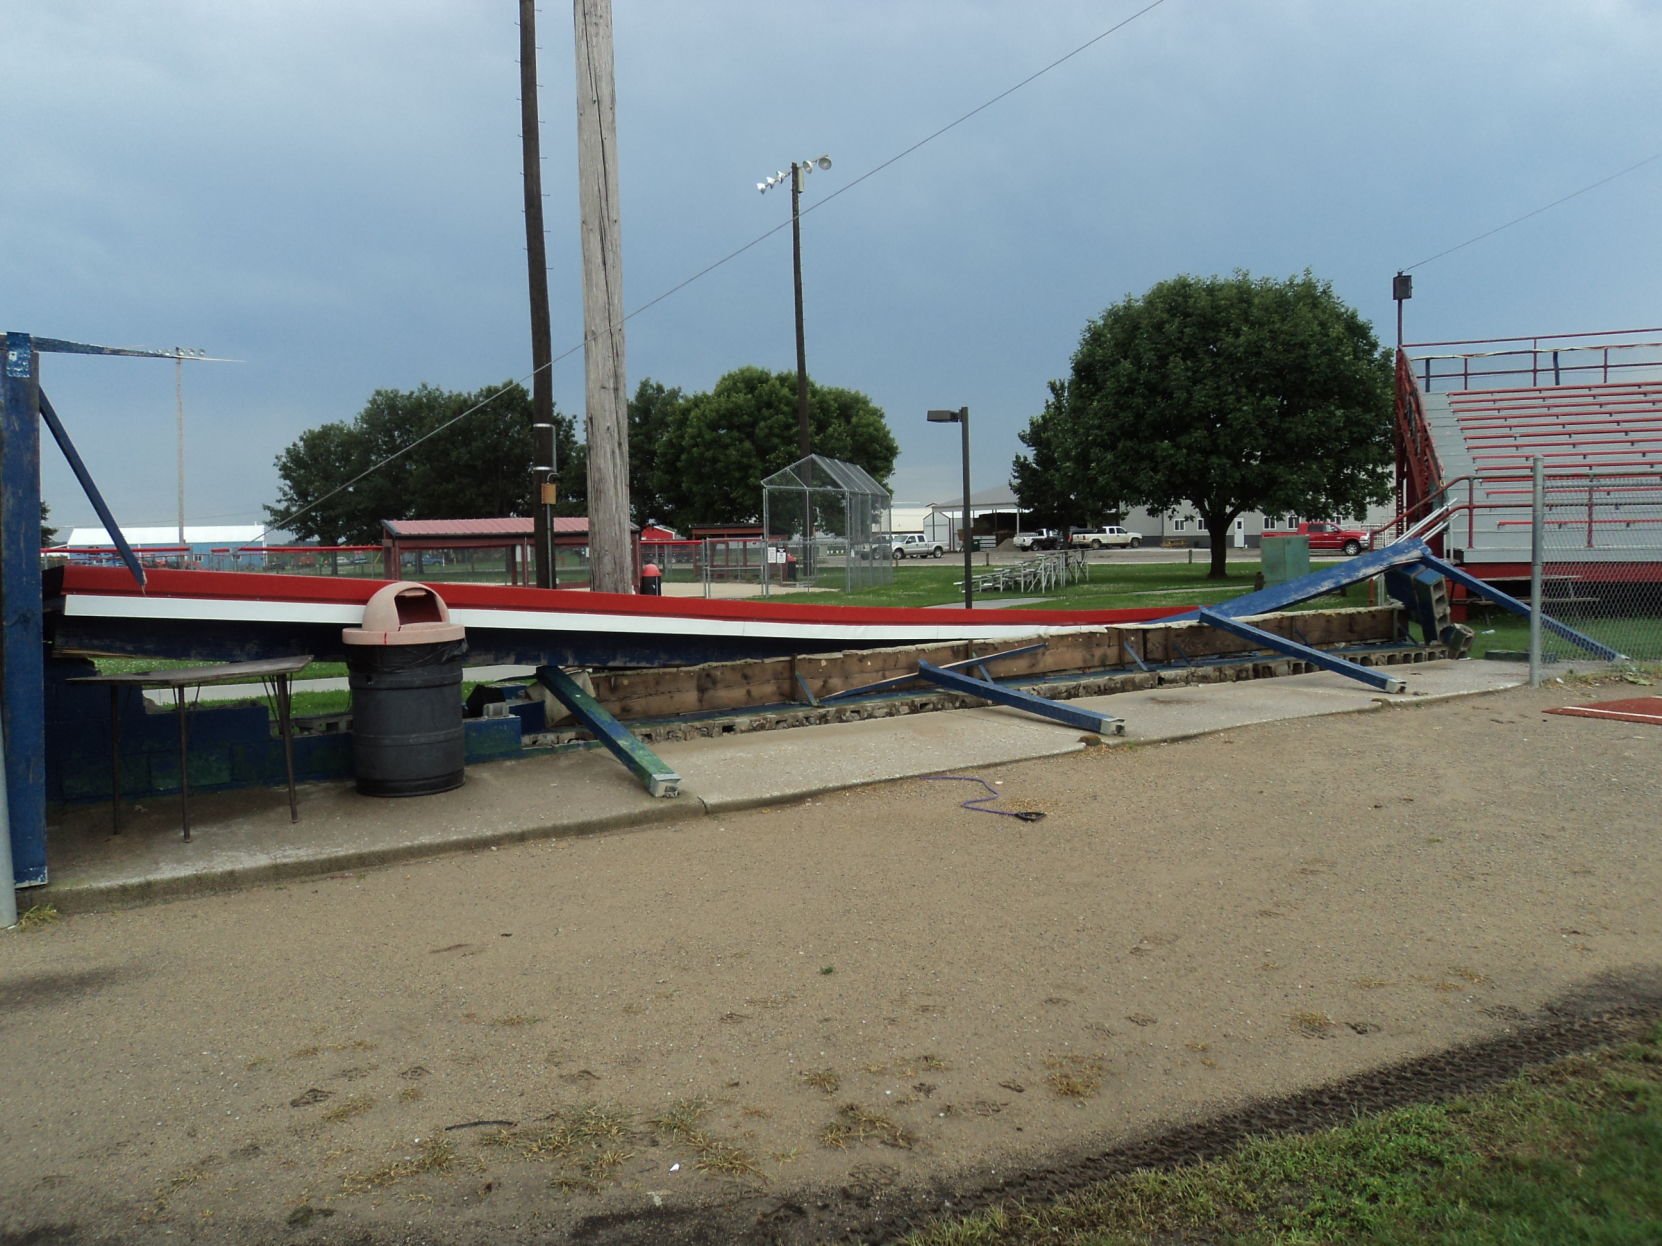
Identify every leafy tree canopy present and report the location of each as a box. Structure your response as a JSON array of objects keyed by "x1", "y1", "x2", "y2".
[
  {"x1": 1010, "y1": 380, "x2": 1086, "y2": 530},
  {"x1": 265, "y1": 382, "x2": 582, "y2": 544},
  {"x1": 1016, "y1": 270, "x2": 1392, "y2": 577},
  {"x1": 41, "y1": 502, "x2": 58, "y2": 548},
  {"x1": 626, "y1": 377, "x2": 685, "y2": 527},
  {"x1": 650, "y1": 367, "x2": 898, "y2": 531}
]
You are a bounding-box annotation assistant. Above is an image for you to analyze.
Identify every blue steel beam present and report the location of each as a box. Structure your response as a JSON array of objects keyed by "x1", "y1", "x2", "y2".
[
  {"x1": 915, "y1": 660, "x2": 1125, "y2": 735},
  {"x1": 39, "y1": 390, "x2": 145, "y2": 588},
  {"x1": 1418, "y1": 553, "x2": 1624, "y2": 661},
  {"x1": 2, "y1": 334, "x2": 47, "y2": 885},
  {"x1": 1171, "y1": 539, "x2": 1432, "y2": 621},
  {"x1": 821, "y1": 641, "x2": 1049, "y2": 703},
  {"x1": 1196, "y1": 608, "x2": 1406, "y2": 693},
  {"x1": 536, "y1": 665, "x2": 681, "y2": 798}
]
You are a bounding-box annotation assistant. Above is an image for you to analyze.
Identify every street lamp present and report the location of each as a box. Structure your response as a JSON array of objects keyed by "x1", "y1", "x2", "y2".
[
  {"x1": 758, "y1": 154, "x2": 833, "y2": 463},
  {"x1": 927, "y1": 407, "x2": 972, "y2": 609}
]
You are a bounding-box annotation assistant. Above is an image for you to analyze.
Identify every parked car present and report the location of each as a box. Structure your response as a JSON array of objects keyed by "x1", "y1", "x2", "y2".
[{"x1": 1068, "y1": 526, "x2": 1143, "y2": 550}]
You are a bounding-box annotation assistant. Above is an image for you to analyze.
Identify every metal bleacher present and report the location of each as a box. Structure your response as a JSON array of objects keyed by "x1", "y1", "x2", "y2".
[{"x1": 1397, "y1": 333, "x2": 1662, "y2": 571}]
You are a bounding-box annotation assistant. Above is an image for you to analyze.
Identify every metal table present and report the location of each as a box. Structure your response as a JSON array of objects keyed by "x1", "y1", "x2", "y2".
[{"x1": 69, "y1": 655, "x2": 313, "y2": 841}]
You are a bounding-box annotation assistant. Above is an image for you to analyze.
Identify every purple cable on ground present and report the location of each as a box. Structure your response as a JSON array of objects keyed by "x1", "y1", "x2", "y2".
[{"x1": 920, "y1": 775, "x2": 1045, "y2": 821}]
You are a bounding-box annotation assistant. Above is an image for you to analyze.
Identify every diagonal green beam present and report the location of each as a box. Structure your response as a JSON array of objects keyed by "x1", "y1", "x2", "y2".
[{"x1": 536, "y1": 665, "x2": 681, "y2": 798}]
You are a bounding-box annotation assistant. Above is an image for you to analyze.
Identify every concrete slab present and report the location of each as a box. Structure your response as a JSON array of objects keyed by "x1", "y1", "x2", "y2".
[{"x1": 31, "y1": 659, "x2": 1535, "y2": 913}]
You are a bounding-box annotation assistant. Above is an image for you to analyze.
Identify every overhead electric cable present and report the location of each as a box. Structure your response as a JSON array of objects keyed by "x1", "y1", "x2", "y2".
[
  {"x1": 625, "y1": 0, "x2": 1170, "y2": 322},
  {"x1": 1403, "y1": 149, "x2": 1662, "y2": 272},
  {"x1": 264, "y1": 1, "x2": 1170, "y2": 539}
]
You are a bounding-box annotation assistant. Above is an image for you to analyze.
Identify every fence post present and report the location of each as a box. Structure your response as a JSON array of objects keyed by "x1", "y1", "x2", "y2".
[{"x1": 1529, "y1": 456, "x2": 1543, "y2": 687}]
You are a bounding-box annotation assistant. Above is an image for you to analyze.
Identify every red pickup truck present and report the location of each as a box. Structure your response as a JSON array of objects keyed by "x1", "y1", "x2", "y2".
[{"x1": 1261, "y1": 520, "x2": 1371, "y2": 555}]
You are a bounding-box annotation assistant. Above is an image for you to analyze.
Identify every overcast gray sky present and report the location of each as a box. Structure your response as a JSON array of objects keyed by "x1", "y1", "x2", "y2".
[{"x1": 7, "y1": 1, "x2": 1660, "y2": 534}]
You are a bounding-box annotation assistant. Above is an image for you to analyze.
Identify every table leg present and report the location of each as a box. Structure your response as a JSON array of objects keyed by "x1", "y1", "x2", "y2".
[
  {"x1": 109, "y1": 686, "x2": 122, "y2": 835},
  {"x1": 277, "y1": 675, "x2": 299, "y2": 823},
  {"x1": 175, "y1": 688, "x2": 191, "y2": 842}
]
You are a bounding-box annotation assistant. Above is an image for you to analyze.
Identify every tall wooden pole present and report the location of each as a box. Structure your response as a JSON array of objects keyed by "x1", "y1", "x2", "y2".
[
  {"x1": 519, "y1": 0, "x2": 556, "y2": 588},
  {"x1": 573, "y1": 0, "x2": 633, "y2": 594}
]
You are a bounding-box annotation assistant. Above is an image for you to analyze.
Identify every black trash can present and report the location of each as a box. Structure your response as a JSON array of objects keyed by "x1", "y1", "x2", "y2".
[{"x1": 343, "y1": 582, "x2": 467, "y2": 796}]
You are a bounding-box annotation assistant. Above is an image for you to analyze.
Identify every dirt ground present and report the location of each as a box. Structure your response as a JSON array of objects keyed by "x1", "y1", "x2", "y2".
[{"x1": 3, "y1": 677, "x2": 1660, "y2": 1245}]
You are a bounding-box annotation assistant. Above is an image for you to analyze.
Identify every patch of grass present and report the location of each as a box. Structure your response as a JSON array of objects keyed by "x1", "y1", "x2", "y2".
[
  {"x1": 800, "y1": 1069, "x2": 841, "y2": 1095},
  {"x1": 1292, "y1": 1010, "x2": 1336, "y2": 1038},
  {"x1": 340, "y1": 1137, "x2": 466, "y2": 1196},
  {"x1": 321, "y1": 1095, "x2": 375, "y2": 1123},
  {"x1": 1043, "y1": 1054, "x2": 1107, "y2": 1099},
  {"x1": 14, "y1": 903, "x2": 60, "y2": 931},
  {"x1": 642, "y1": 1096, "x2": 766, "y2": 1185},
  {"x1": 820, "y1": 1103, "x2": 915, "y2": 1151},
  {"x1": 647, "y1": 1096, "x2": 712, "y2": 1144},
  {"x1": 902, "y1": 1022, "x2": 1662, "y2": 1245},
  {"x1": 695, "y1": 1139, "x2": 766, "y2": 1181},
  {"x1": 504, "y1": 1102, "x2": 634, "y2": 1161}
]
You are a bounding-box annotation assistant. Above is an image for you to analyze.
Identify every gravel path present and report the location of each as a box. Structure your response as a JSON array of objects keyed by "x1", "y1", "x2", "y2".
[{"x1": 2, "y1": 676, "x2": 1658, "y2": 1245}]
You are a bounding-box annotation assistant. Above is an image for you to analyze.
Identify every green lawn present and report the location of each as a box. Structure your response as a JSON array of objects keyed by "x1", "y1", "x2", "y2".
[
  {"x1": 777, "y1": 560, "x2": 1371, "y2": 614},
  {"x1": 904, "y1": 1023, "x2": 1662, "y2": 1245}
]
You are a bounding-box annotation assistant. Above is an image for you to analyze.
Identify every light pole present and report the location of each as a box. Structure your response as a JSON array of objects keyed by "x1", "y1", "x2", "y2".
[
  {"x1": 927, "y1": 407, "x2": 972, "y2": 609},
  {"x1": 758, "y1": 155, "x2": 832, "y2": 461},
  {"x1": 760, "y1": 155, "x2": 832, "y2": 563}
]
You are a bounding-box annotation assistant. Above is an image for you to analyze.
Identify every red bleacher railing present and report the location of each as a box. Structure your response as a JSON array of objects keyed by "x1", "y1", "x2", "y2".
[{"x1": 1402, "y1": 327, "x2": 1662, "y2": 393}]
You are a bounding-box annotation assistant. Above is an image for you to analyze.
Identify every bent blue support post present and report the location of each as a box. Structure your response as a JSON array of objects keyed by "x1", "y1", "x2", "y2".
[
  {"x1": 536, "y1": 665, "x2": 681, "y2": 798},
  {"x1": 2, "y1": 333, "x2": 48, "y2": 885},
  {"x1": 1173, "y1": 539, "x2": 1432, "y2": 622},
  {"x1": 822, "y1": 641, "x2": 1047, "y2": 703},
  {"x1": 915, "y1": 659, "x2": 1125, "y2": 735},
  {"x1": 1416, "y1": 552, "x2": 1624, "y2": 661},
  {"x1": 39, "y1": 390, "x2": 146, "y2": 588},
  {"x1": 1196, "y1": 608, "x2": 1407, "y2": 694}
]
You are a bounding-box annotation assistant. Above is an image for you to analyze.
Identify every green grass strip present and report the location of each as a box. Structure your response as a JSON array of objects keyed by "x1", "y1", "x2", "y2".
[{"x1": 905, "y1": 1022, "x2": 1662, "y2": 1245}]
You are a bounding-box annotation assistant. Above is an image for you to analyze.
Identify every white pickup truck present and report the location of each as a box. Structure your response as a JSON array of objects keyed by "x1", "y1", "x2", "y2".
[
  {"x1": 1069, "y1": 526, "x2": 1143, "y2": 549},
  {"x1": 890, "y1": 533, "x2": 946, "y2": 559},
  {"x1": 1012, "y1": 529, "x2": 1061, "y2": 551}
]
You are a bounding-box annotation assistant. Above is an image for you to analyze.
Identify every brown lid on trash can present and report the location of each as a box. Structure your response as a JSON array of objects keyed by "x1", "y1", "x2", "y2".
[{"x1": 343, "y1": 581, "x2": 466, "y2": 646}]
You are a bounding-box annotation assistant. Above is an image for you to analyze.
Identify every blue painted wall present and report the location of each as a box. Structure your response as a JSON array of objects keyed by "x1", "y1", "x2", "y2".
[{"x1": 44, "y1": 660, "x2": 537, "y2": 807}]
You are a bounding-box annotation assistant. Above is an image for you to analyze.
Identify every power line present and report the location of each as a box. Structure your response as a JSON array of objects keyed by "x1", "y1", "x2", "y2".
[
  {"x1": 266, "y1": 2, "x2": 1171, "y2": 538},
  {"x1": 1403, "y1": 149, "x2": 1662, "y2": 273}
]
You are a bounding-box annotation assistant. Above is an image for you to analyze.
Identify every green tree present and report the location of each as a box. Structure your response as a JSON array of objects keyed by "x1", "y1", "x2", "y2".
[
  {"x1": 266, "y1": 382, "x2": 580, "y2": 544},
  {"x1": 40, "y1": 502, "x2": 59, "y2": 548},
  {"x1": 1043, "y1": 270, "x2": 1392, "y2": 578},
  {"x1": 626, "y1": 378, "x2": 684, "y2": 526},
  {"x1": 1011, "y1": 379, "x2": 1088, "y2": 529},
  {"x1": 652, "y1": 367, "x2": 898, "y2": 531}
]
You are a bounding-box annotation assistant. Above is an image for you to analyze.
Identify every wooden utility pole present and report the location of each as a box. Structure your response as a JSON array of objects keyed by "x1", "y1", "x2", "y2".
[
  {"x1": 519, "y1": 0, "x2": 557, "y2": 588},
  {"x1": 573, "y1": 0, "x2": 633, "y2": 594}
]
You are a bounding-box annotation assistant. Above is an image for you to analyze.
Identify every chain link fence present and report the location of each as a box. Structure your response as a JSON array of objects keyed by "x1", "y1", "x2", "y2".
[{"x1": 1530, "y1": 467, "x2": 1662, "y2": 672}]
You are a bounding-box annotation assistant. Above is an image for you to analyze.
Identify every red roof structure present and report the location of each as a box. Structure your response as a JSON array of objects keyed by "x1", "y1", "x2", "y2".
[{"x1": 380, "y1": 516, "x2": 638, "y2": 586}]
